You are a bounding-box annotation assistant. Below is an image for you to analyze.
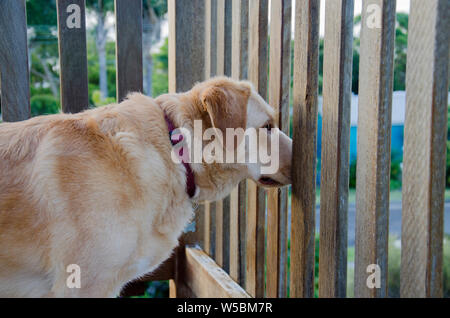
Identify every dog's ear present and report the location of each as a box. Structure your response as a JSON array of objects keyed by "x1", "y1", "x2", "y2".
[{"x1": 200, "y1": 80, "x2": 251, "y2": 150}]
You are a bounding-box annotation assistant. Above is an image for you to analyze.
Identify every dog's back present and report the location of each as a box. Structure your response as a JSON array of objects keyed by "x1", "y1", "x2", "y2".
[{"x1": 0, "y1": 95, "x2": 190, "y2": 297}]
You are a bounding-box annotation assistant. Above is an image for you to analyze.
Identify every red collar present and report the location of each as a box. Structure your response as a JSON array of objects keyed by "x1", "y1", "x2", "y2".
[{"x1": 163, "y1": 112, "x2": 196, "y2": 198}]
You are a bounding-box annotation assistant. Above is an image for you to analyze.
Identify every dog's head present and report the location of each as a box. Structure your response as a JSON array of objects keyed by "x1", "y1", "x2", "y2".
[{"x1": 183, "y1": 77, "x2": 292, "y2": 202}]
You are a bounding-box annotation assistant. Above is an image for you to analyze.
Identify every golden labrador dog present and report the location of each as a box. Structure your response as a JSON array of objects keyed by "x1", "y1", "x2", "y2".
[{"x1": 0, "y1": 77, "x2": 292, "y2": 297}]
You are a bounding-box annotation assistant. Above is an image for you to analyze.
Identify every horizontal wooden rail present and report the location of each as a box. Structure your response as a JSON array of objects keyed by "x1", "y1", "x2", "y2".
[{"x1": 184, "y1": 247, "x2": 251, "y2": 298}]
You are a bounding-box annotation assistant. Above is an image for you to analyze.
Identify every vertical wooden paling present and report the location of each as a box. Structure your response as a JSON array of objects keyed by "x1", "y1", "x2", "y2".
[
  {"x1": 0, "y1": 0, "x2": 31, "y2": 122},
  {"x1": 215, "y1": 0, "x2": 232, "y2": 273},
  {"x1": 246, "y1": 0, "x2": 268, "y2": 298},
  {"x1": 230, "y1": 0, "x2": 249, "y2": 285},
  {"x1": 169, "y1": 0, "x2": 206, "y2": 93},
  {"x1": 400, "y1": 0, "x2": 450, "y2": 298},
  {"x1": 267, "y1": 0, "x2": 291, "y2": 298},
  {"x1": 204, "y1": 0, "x2": 218, "y2": 257},
  {"x1": 290, "y1": 0, "x2": 320, "y2": 298},
  {"x1": 168, "y1": 0, "x2": 206, "y2": 297},
  {"x1": 354, "y1": 0, "x2": 396, "y2": 298},
  {"x1": 319, "y1": 0, "x2": 354, "y2": 298},
  {"x1": 57, "y1": 0, "x2": 89, "y2": 113},
  {"x1": 115, "y1": 0, "x2": 143, "y2": 102}
]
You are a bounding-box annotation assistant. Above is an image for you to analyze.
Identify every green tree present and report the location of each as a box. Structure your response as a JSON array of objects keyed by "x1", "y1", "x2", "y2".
[
  {"x1": 86, "y1": 0, "x2": 114, "y2": 100},
  {"x1": 151, "y1": 38, "x2": 169, "y2": 97},
  {"x1": 393, "y1": 13, "x2": 408, "y2": 91},
  {"x1": 143, "y1": 0, "x2": 167, "y2": 96}
]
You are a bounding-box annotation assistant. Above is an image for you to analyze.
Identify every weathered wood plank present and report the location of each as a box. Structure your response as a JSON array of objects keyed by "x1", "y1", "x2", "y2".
[
  {"x1": 290, "y1": 0, "x2": 320, "y2": 299},
  {"x1": 184, "y1": 247, "x2": 251, "y2": 298},
  {"x1": 216, "y1": 0, "x2": 232, "y2": 77},
  {"x1": 222, "y1": 196, "x2": 230, "y2": 273},
  {"x1": 209, "y1": 202, "x2": 217, "y2": 258},
  {"x1": 354, "y1": 0, "x2": 396, "y2": 298},
  {"x1": 230, "y1": 0, "x2": 249, "y2": 285},
  {"x1": 318, "y1": 0, "x2": 354, "y2": 298},
  {"x1": 57, "y1": 0, "x2": 89, "y2": 113},
  {"x1": 115, "y1": 0, "x2": 143, "y2": 101},
  {"x1": 400, "y1": 0, "x2": 450, "y2": 298},
  {"x1": 267, "y1": 0, "x2": 291, "y2": 298},
  {"x1": 205, "y1": 0, "x2": 218, "y2": 79},
  {"x1": 215, "y1": 200, "x2": 224, "y2": 267},
  {"x1": 0, "y1": 0, "x2": 30, "y2": 122},
  {"x1": 204, "y1": 0, "x2": 218, "y2": 258},
  {"x1": 246, "y1": 0, "x2": 268, "y2": 298},
  {"x1": 215, "y1": 0, "x2": 232, "y2": 274},
  {"x1": 168, "y1": 0, "x2": 206, "y2": 297}
]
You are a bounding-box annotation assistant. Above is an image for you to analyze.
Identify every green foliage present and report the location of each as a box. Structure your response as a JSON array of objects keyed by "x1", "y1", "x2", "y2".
[
  {"x1": 349, "y1": 152, "x2": 403, "y2": 190},
  {"x1": 390, "y1": 151, "x2": 403, "y2": 190},
  {"x1": 26, "y1": 0, "x2": 57, "y2": 26},
  {"x1": 92, "y1": 90, "x2": 116, "y2": 106},
  {"x1": 151, "y1": 38, "x2": 169, "y2": 96},
  {"x1": 346, "y1": 235, "x2": 450, "y2": 298},
  {"x1": 130, "y1": 281, "x2": 169, "y2": 298},
  {"x1": 30, "y1": 94, "x2": 60, "y2": 116},
  {"x1": 144, "y1": 0, "x2": 168, "y2": 17},
  {"x1": 85, "y1": 0, "x2": 115, "y2": 12},
  {"x1": 352, "y1": 13, "x2": 408, "y2": 93},
  {"x1": 393, "y1": 13, "x2": 408, "y2": 91},
  {"x1": 87, "y1": 38, "x2": 117, "y2": 104}
]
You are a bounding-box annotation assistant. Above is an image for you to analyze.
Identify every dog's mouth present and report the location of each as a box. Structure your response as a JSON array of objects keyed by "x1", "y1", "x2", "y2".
[{"x1": 258, "y1": 177, "x2": 283, "y2": 187}]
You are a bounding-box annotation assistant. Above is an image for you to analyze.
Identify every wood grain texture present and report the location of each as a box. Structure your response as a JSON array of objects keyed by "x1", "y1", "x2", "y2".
[
  {"x1": 216, "y1": 0, "x2": 232, "y2": 77},
  {"x1": 215, "y1": 200, "x2": 224, "y2": 267},
  {"x1": 204, "y1": 0, "x2": 218, "y2": 258},
  {"x1": 204, "y1": 203, "x2": 211, "y2": 254},
  {"x1": 245, "y1": 0, "x2": 268, "y2": 298},
  {"x1": 57, "y1": 0, "x2": 89, "y2": 113},
  {"x1": 214, "y1": 0, "x2": 232, "y2": 274},
  {"x1": 184, "y1": 247, "x2": 251, "y2": 298},
  {"x1": 319, "y1": 0, "x2": 354, "y2": 298},
  {"x1": 230, "y1": 0, "x2": 249, "y2": 285},
  {"x1": 205, "y1": 0, "x2": 218, "y2": 79},
  {"x1": 209, "y1": 202, "x2": 217, "y2": 258},
  {"x1": 267, "y1": 0, "x2": 291, "y2": 298},
  {"x1": 290, "y1": 0, "x2": 320, "y2": 299},
  {"x1": 0, "y1": 0, "x2": 30, "y2": 122},
  {"x1": 354, "y1": 0, "x2": 396, "y2": 298},
  {"x1": 400, "y1": 0, "x2": 450, "y2": 298},
  {"x1": 168, "y1": 0, "x2": 206, "y2": 297},
  {"x1": 115, "y1": 0, "x2": 143, "y2": 101},
  {"x1": 222, "y1": 196, "x2": 230, "y2": 273}
]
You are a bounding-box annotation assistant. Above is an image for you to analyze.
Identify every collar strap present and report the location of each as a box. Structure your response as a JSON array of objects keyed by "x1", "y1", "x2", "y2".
[{"x1": 163, "y1": 112, "x2": 196, "y2": 198}]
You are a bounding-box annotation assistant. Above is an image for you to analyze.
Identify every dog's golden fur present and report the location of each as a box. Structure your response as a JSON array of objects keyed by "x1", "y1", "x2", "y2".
[{"x1": 0, "y1": 77, "x2": 291, "y2": 297}]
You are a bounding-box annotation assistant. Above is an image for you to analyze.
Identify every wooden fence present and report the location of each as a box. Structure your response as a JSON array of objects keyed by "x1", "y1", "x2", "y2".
[{"x1": 0, "y1": 0, "x2": 449, "y2": 298}]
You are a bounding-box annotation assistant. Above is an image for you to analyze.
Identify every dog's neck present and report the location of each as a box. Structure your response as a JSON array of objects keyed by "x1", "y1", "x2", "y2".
[
  {"x1": 155, "y1": 92, "x2": 247, "y2": 203},
  {"x1": 162, "y1": 110, "x2": 197, "y2": 198}
]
